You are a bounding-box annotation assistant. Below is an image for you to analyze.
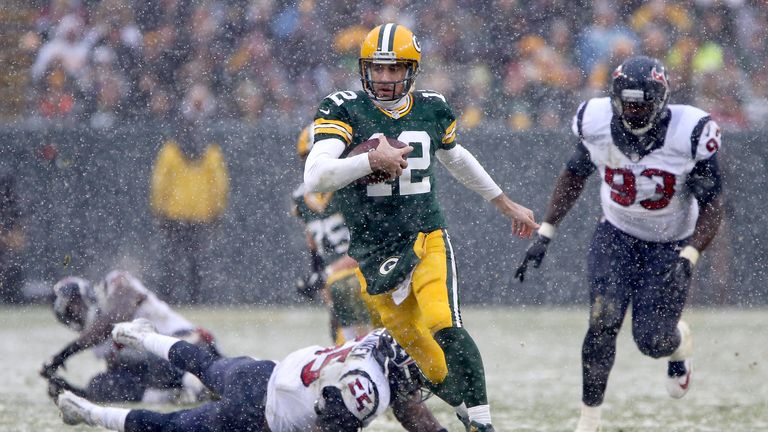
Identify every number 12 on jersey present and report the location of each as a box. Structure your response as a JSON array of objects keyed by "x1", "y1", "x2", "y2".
[{"x1": 367, "y1": 131, "x2": 431, "y2": 197}]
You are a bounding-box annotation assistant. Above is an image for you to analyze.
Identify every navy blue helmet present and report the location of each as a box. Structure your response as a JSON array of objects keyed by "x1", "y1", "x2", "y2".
[{"x1": 611, "y1": 56, "x2": 670, "y2": 135}]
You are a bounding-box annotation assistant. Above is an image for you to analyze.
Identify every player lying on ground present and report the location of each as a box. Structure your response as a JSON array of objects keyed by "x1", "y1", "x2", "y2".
[
  {"x1": 55, "y1": 321, "x2": 448, "y2": 432},
  {"x1": 41, "y1": 270, "x2": 220, "y2": 403}
]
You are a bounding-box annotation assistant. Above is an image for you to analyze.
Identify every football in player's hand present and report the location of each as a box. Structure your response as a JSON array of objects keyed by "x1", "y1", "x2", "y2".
[{"x1": 346, "y1": 137, "x2": 409, "y2": 185}]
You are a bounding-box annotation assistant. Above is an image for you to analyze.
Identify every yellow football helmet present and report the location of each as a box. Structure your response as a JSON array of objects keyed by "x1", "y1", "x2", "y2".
[
  {"x1": 359, "y1": 23, "x2": 421, "y2": 102},
  {"x1": 296, "y1": 124, "x2": 314, "y2": 158}
]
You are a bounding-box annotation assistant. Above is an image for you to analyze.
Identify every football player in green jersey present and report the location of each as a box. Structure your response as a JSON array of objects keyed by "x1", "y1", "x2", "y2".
[
  {"x1": 291, "y1": 124, "x2": 373, "y2": 345},
  {"x1": 303, "y1": 23, "x2": 539, "y2": 432}
]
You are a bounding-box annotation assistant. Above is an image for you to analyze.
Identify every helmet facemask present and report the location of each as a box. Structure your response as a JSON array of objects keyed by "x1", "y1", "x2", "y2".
[
  {"x1": 611, "y1": 57, "x2": 670, "y2": 136},
  {"x1": 388, "y1": 359, "x2": 432, "y2": 402},
  {"x1": 376, "y1": 330, "x2": 431, "y2": 402},
  {"x1": 616, "y1": 91, "x2": 659, "y2": 133},
  {"x1": 359, "y1": 57, "x2": 419, "y2": 103}
]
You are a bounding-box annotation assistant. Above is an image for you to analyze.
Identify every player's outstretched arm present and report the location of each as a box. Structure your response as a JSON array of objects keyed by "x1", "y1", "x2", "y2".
[
  {"x1": 40, "y1": 342, "x2": 82, "y2": 379},
  {"x1": 41, "y1": 279, "x2": 147, "y2": 379},
  {"x1": 435, "y1": 144, "x2": 538, "y2": 237},
  {"x1": 689, "y1": 191, "x2": 725, "y2": 253},
  {"x1": 515, "y1": 168, "x2": 588, "y2": 282},
  {"x1": 491, "y1": 193, "x2": 539, "y2": 239}
]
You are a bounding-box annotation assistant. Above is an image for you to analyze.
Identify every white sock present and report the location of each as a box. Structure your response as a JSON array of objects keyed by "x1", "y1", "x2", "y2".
[
  {"x1": 575, "y1": 403, "x2": 602, "y2": 432},
  {"x1": 467, "y1": 404, "x2": 492, "y2": 425},
  {"x1": 91, "y1": 405, "x2": 130, "y2": 432},
  {"x1": 670, "y1": 321, "x2": 692, "y2": 361},
  {"x1": 142, "y1": 333, "x2": 181, "y2": 361}
]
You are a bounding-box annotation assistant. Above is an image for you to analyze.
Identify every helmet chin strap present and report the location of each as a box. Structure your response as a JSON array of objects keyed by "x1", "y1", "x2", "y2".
[
  {"x1": 371, "y1": 91, "x2": 411, "y2": 111},
  {"x1": 622, "y1": 107, "x2": 668, "y2": 138},
  {"x1": 623, "y1": 118, "x2": 654, "y2": 136}
]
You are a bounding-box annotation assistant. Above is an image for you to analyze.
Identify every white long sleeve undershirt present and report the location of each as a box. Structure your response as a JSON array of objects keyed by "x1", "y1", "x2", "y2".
[
  {"x1": 304, "y1": 138, "x2": 502, "y2": 201},
  {"x1": 436, "y1": 144, "x2": 503, "y2": 201},
  {"x1": 304, "y1": 138, "x2": 372, "y2": 192}
]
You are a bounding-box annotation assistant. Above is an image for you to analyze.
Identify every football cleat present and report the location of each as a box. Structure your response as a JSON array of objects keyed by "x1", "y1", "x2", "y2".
[
  {"x1": 575, "y1": 403, "x2": 601, "y2": 432},
  {"x1": 57, "y1": 391, "x2": 96, "y2": 426},
  {"x1": 667, "y1": 321, "x2": 693, "y2": 398},
  {"x1": 111, "y1": 318, "x2": 156, "y2": 350},
  {"x1": 666, "y1": 358, "x2": 693, "y2": 399},
  {"x1": 468, "y1": 421, "x2": 496, "y2": 432}
]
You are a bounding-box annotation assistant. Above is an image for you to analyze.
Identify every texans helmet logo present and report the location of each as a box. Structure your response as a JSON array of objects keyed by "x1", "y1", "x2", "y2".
[
  {"x1": 611, "y1": 65, "x2": 623, "y2": 79},
  {"x1": 651, "y1": 66, "x2": 667, "y2": 86}
]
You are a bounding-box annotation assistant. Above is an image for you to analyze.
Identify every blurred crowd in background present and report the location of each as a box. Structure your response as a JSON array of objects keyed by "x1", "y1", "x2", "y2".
[{"x1": 9, "y1": 0, "x2": 768, "y2": 131}]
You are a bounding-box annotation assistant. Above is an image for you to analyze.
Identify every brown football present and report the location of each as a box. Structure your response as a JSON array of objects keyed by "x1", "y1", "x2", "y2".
[{"x1": 346, "y1": 137, "x2": 409, "y2": 185}]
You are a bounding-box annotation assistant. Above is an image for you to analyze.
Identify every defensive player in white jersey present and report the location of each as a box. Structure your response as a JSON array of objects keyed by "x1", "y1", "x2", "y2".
[
  {"x1": 514, "y1": 56, "x2": 724, "y2": 432},
  {"x1": 55, "y1": 322, "x2": 448, "y2": 432},
  {"x1": 41, "y1": 270, "x2": 219, "y2": 403}
]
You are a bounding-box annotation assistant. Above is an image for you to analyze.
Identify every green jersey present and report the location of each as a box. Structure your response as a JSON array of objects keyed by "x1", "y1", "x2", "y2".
[
  {"x1": 313, "y1": 90, "x2": 458, "y2": 267},
  {"x1": 291, "y1": 185, "x2": 350, "y2": 263}
]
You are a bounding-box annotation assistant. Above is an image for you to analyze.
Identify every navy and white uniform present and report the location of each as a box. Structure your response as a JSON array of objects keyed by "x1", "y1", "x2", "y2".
[
  {"x1": 125, "y1": 330, "x2": 392, "y2": 432},
  {"x1": 265, "y1": 330, "x2": 390, "y2": 431},
  {"x1": 95, "y1": 271, "x2": 198, "y2": 339},
  {"x1": 84, "y1": 270, "x2": 212, "y2": 361},
  {"x1": 573, "y1": 98, "x2": 720, "y2": 242},
  {"x1": 569, "y1": 97, "x2": 722, "y2": 406},
  {"x1": 67, "y1": 271, "x2": 217, "y2": 402}
]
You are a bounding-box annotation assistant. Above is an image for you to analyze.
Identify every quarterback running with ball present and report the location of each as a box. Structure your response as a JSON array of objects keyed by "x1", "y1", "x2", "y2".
[{"x1": 304, "y1": 23, "x2": 539, "y2": 431}]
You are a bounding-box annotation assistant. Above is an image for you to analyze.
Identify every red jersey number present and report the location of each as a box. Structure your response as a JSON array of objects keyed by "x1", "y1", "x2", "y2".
[
  {"x1": 300, "y1": 345, "x2": 354, "y2": 386},
  {"x1": 604, "y1": 167, "x2": 676, "y2": 210}
]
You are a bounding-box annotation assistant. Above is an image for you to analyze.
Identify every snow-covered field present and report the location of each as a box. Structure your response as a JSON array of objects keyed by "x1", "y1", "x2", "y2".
[{"x1": 1, "y1": 305, "x2": 766, "y2": 431}]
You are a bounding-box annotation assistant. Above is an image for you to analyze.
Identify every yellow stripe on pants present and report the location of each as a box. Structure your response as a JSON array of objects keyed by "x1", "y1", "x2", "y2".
[{"x1": 357, "y1": 229, "x2": 456, "y2": 384}]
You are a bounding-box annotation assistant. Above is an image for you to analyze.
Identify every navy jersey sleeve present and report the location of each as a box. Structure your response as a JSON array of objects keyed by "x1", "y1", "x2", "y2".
[
  {"x1": 565, "y1": 141, "x2": 596, "y2": 177},
  {"x1": 687, "y1": 153, "x2": 722, "y2": 205}
]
